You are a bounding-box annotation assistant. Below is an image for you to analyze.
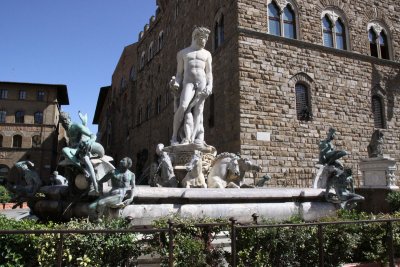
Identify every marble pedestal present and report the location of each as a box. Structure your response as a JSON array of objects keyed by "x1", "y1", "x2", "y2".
[
  {"x1": 359, "y1": 157, "x2": 398, "y2": 189},
  {"x1": 163, "y1": 143, "x2": 216, "y2": 183}
]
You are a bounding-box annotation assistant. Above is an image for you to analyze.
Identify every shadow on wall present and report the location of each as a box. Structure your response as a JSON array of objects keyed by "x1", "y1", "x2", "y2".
[{"x1": 371, "y1": 63, "x2": 400, "y2": 122}]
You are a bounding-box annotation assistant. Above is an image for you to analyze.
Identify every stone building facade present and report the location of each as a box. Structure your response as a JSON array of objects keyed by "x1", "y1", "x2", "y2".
[
  {"x1": 0, "y1": 82, "x2": 69, "y2": 183},
  {"x1": 95, "y1": 0, "x2": 400, "y2": 186}
]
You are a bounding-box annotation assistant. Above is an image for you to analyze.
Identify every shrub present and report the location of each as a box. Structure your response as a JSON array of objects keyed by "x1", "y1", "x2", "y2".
[
  {"x1": 2, "y1": 211, "x2": 400, "y2": 266},
  {"x1": 0, "y1": 185, "x2": 12, "y2": 203},
  {"x1": 0, "y1": 216, "x2": 141, "y2": 266},
  {"x1": 387, "y1": 191, "x2": 400, "y2": 212},
  {"x1": 149, "y1": 216, "x2": 227, "y2": 267}
]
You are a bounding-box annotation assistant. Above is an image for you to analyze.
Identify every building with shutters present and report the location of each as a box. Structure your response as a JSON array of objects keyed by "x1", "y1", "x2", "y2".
[
  {"x1": 0, "y1": 81, "x2": 69, "y2": 183},
  {"x1": 94, "y1": 0, "x2": 400, "y2": 186}
]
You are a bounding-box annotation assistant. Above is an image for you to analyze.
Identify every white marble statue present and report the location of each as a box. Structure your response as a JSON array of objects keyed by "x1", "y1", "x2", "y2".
[
  {"x1": 170, "y1": 26, "x2": 213, "y2": 146},
  {"x1": 181, "y1": 150, "x2": 207, "y2": 188}
]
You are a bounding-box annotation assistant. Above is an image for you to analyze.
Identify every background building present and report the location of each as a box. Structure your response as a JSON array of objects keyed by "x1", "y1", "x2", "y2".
[
  {"x1": 95, "y1": 0, "x2": 400, "y2": 186},
  {"x1": 0, "y1": 82, "x2": 69, "y2": 183}
]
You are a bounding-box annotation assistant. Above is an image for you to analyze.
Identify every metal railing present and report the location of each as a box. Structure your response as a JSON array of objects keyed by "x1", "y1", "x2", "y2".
[
  {"x1": 230, "y1": 216, "x2": 400, "y2": 267},
  {"x1": 1, "y1": 216, "x2": 399, "y2": 267}
]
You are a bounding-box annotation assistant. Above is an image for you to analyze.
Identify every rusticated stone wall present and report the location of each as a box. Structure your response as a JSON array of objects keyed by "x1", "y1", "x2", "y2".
[
  {"x1": 99, "y1": 0, "x2": 400, "y2": 187},
  {"x1": 237, "y1": 0, "x2": 400, "y2": 186}
]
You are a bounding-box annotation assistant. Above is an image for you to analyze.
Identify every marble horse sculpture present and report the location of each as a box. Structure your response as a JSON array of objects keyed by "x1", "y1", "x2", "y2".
[{"x1": 207, "y1": 153, "x2": 241, "y2": 188}]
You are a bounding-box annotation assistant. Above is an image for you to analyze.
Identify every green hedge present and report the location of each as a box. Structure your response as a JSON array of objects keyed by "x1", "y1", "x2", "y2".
[
  {"x1": 1, "y1": 211, "x2": 400, "y2": 266},
  {"x1": 234, "y1": 211, "x2": 400, "y2": 267},
  {"x1": 0, "y1": 185, "x2": 12, "y2": 203},
  {"x1": 0, "y1": 217, "x2": 140, "y2": 267}
]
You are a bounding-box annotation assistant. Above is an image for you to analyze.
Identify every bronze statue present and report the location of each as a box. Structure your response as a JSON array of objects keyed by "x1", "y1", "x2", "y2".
[{"x1": 89, "y1": 157, "x2": 135, "y2": 220}]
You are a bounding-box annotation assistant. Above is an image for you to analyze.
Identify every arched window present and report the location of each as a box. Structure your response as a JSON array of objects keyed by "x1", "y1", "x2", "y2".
[
  {"x1": 0, "y1": 135, "x2": 3, "y2": 147},
  {"x1": 130, "y1": 65, "x2": 137, "y2": 81},
  {"x1": 146, "y1": 101, "x2": 151, "y2": 120},
  {"x1": 158, "y1": 31, "x2": 164, "y2": 51},
  {"x1": 214, "y1": 14, "x2": 225, "y2": 49},
  {"x1": 148, "y1": 42, "x2": 154, "y2": 61},
  {"x1": 368, "y1": 23, "x2": 391, "y2": 60},
  {"x1": 140, "y1": 51, "x2": 146, "y2": 69},
  {"x1": 335, "y1": 19, "x2": 346, "y2": 50},
  {"x1": 322, "y1": 15, "x2": 333, "y2": 48},
  {"x1": 174, "y1": 0, "x2": 179, "y2": 20},
  {"x1": 32, "y1": 135, "x2": 41, "y2": 148},
  {"x1": 209, "y1": 94, "x2": 215, "y2": 128},
  {"x1": 34, "y1": 112, "x2": 43, "y2": 124},
  {"x1": 379, "y1": 31, "x2": 389, "y2": 60},
  {"x1": 369, "y1": 29, "x2": 378, "y2": 58},
  {"x1": 13, "y1": 135, "x2": 22, "y2": 148},
  {"x1": 283, "y1": 5, "x2": 296, "y2": 39},
  {"x1": 138, "y1": 107, "x2": 143, "y2": 125},
  {"x1": 372, "y1": 95, "x2": 385, "y2": 129},
  {"x1": 0, "y1": 110, "x2": 6, "y2": 123},
  {"x1": 120, "y1": 77, "x2": 127, "y2": 93},
  {"x1": 155, "y1": 95, "x2": 161, "y2": 115},
  {"x1": 268, "y1": 2, "x2": 281, "y2": 36},
  {"x1": 15, "y1": 111, "x2": 24, "y2": 123},
  {"x1": 295, "y1": 83, "x2": 312, "y2": 121}
]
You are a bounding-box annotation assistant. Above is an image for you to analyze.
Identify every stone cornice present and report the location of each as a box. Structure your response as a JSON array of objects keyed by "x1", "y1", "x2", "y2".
[{"x1": 238, "y1": 27, "x2": 400, "y2": 67}]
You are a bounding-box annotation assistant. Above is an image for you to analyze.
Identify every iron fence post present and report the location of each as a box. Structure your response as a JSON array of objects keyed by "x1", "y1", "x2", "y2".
[
  {"x1": 56, "y1": 233, "x2": 64, "y2": 267},
  {"x1": 168, "y1": 219, "x2": 174, "y2": 267},
  {"x1": 387, "y1": 221, "x2": 395, "y2": 267},
  {"x1": 229, "y1": 217, "x2": 237, "y2": 267},
  {"x1": 318, "y1": 224, "x2": 324, "y2": 267},
  {"x1": 252, "y1": 213, "x2": 259, "y2": 225}
]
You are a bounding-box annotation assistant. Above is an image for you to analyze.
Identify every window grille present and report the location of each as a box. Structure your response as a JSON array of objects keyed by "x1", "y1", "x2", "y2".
[{"x1": 295, "y1": 84, "x2": 311, "y2": 121}]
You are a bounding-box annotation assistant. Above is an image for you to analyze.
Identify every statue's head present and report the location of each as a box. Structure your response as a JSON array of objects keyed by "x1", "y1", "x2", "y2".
[
  {"x1": 192, "y1": 26, "x2": 210, "y2": 48},
  {"x1": 156, "y1": 143, "x2": 164, "y2": 156},
  {"x1": 53, "y1": 171, "x2": 58, "y2": 176},
  {"x1": 59, "y1": 112, "x2": 71, "y2": 129},
  {"x1": 119, "y1": 157, "x2": 132, "y2": 169},
  {"x1": 327, "y1": 127, "x2": 336, "y2": 140}
]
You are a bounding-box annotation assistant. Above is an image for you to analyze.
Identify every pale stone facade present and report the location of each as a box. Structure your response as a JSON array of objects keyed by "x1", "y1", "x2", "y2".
[
  {"x1": 0, "y1": 82, "x2": 69, "y2": 183},
  {"x1": 95, "y1": 0, "x2": 400, "y2": 186}
]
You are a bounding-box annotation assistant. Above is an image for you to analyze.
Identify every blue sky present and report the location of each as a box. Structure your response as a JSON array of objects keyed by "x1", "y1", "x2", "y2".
[{"x1": 0, "y1": 0, "x2": 157, "y2": 133}]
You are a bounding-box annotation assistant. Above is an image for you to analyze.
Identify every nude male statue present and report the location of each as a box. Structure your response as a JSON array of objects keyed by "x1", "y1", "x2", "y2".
[{"x1": 170, "y1": 26, "x2": 213, "y2": 145}]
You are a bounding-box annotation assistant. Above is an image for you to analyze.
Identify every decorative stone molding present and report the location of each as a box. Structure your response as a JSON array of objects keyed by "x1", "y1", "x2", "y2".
[
  {"x1": 288, "y1": 72, "x2": 314, "y2": 88},
  {"x1": 360, "y1": 157, "x2": 398, "y2": 189}
]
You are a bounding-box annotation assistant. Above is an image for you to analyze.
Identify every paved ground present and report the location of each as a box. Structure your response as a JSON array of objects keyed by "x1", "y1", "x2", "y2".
[{"x1": 0, "y1": 208, "x2": 32, "y2": 220}]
